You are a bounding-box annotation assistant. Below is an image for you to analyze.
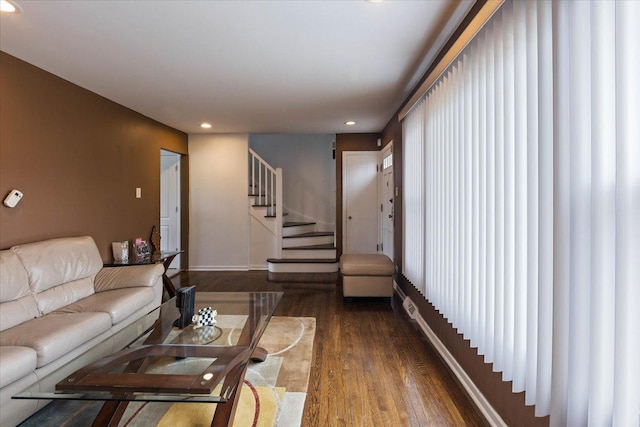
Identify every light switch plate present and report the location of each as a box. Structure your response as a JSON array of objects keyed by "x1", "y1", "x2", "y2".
[{"x1": 136, "y1": 188, "x2": 142, "y2": 198}]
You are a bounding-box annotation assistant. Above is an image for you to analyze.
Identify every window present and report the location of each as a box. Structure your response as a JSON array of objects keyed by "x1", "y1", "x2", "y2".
[
  {"x1": 383, "y1": 152, "x2": 393, "y2": 170},
  {"x1": 402, "y1": 1, "x2": 639, "y2": 424}
]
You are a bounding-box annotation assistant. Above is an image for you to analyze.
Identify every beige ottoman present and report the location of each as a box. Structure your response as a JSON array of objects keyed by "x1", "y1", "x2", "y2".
[{"x1": 339, "y1": 254, "x2": 394, "y2": 297}]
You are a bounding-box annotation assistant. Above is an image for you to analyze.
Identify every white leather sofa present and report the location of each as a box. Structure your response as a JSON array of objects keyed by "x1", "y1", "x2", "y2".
[{"x1": 0, "y1": 236, "x2": 164, "y2": 426}]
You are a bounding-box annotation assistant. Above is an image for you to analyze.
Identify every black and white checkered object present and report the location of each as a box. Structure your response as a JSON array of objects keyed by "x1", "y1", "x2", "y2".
[
  {"x1": 196, "y1": 326, "x2": 217, "y2": 343},
  {"x1": 193, "y1": 307, "x2": 217, "y2": 328}
]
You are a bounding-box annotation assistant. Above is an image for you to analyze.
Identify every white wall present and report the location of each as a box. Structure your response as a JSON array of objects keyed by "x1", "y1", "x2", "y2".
[
  {"x1": 249, "y1": 134, "x2": 336, "y2": 230},
  {"x1": 189, "y1": 134, "x2": 249, "y2": 270}
]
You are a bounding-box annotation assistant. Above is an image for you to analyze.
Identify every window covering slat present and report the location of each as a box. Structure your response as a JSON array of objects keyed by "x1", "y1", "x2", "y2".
[{"x1": 613, "y1": 1, "x2": 640, "y2": 425}]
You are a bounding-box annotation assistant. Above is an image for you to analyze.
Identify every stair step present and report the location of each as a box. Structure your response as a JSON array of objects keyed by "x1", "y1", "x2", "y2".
[
  {"x1": 267, "y1": 258, "x2": 339, "y2": 273},
  {"x1": 282, "y1": 231, "x2": 334, "y2": 248},
  {"x1": 282, "y1": 222, "x2": 317, "y2": 237},
  {"x1": 252, "y1": 203, "x2": 276, "y2": 208},
  {"x1": 283, "y1": 221, "x2": 316, "y2": 227},
  {"x1": 283, "y1": 231, "x2": 333, "y2": 239},
  {"x1": 264, "y1": 213, "x2": 289, "y2": 218},
  {"x1": 288, "y1": 243, "x2": 335, "y2": 249},
  {"x1": 281, "y1": 245, "x2": 337, "y2": 259},
  {"x1": 267, "y1": 258, "x2": 337, "y2": 263}
]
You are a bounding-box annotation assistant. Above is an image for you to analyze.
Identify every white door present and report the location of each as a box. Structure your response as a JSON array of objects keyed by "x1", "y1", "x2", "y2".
[
  {"x1": 343, "y1": 151, "x2": 379, "y2": 254},
  {"x1": 380, "y1": 144, "x2": 394, "y2": 259},
  {"x1": 160, "y1": 150, "x2": 181, "y2": 269}
]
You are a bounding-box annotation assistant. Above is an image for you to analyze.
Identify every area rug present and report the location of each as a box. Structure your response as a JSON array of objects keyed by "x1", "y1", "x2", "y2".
[{"x1": 18, "y1": 316, "x2": 316, "y2": 427}]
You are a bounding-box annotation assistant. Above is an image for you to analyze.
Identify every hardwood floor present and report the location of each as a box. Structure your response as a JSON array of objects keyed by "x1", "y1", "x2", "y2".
[{"x1": 173, "y1": 271, "x2": 487, "y2": 427}]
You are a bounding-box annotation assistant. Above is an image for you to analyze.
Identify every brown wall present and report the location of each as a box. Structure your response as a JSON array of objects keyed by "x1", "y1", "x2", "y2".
[
  {"x1": 0, "y1": 52, "x2": 189, "y2": 265},
  {"x1": 335, "y1": 133, "x2": 380, "y2": 258}
]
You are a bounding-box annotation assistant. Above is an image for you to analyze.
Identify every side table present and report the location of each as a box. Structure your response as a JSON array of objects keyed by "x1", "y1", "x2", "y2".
[{"x1": 104, "y1": 250, "x2": 183, "y2": 300}]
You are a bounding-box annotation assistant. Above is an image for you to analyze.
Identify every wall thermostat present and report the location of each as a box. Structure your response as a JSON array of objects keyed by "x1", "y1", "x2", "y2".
[{"x1": 3, "y1": 189, "x2": 23, "y2": 208}]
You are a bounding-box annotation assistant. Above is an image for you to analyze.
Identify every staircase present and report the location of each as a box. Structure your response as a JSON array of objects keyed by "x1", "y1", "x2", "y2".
[{"x1": 248, "y1": 149, "x2": 338, "y2": 274}]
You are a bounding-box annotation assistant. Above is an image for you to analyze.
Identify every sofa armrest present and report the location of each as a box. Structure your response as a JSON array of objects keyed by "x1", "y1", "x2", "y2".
[{"x1": 94, "y1": 264, "x2": 164, "y2": 292}]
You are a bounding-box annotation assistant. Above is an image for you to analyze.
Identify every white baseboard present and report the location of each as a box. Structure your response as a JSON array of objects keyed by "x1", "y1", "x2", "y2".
[
  {"x1": 188, "y1": 265, "x2": 249, "y2": 271},
  {"x1": 394, "y1": 285, "x2": 506, "y2": 427}
]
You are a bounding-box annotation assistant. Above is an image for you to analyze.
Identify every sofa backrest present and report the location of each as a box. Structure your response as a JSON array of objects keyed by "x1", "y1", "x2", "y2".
[
  {"x1": 0, "y1": 250, "x2": 40, "y2": 332},
  {"x1": 10, "y1": 236, "x2": 103, "y2": 315}
]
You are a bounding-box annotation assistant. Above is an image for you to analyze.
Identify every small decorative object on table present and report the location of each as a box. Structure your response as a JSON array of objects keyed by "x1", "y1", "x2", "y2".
[
  {"x1": 149, "y1": 225, "x2": 161, "y2": 255},
  {"x1": 193, "y1": 307, "x2": 217, "y2": 328},
  {"x1": 111, "y1": 241, "x2": 129, "y2": 262},
  {"x1": 174, "y1": 286, "x2": 195, "y2": 329},
  {"x1": 134, "y1": 237, "x2": 150, "y2": 260}
]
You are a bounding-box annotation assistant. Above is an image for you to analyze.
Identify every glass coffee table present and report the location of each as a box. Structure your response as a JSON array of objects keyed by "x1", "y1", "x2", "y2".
[{"x1": 14, "y1": 291, "x2": 283, "y2": 427}]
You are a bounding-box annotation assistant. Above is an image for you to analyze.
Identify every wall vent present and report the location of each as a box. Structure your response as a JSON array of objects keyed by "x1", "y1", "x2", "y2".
[{"x1": 402, "y1": 297, "x2": 418, "y2": 319}]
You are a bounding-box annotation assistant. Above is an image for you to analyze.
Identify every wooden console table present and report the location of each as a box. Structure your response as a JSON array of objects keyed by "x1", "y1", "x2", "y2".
[{"x1": 104, "y1": 250, "x2": 183, "y2": 300}]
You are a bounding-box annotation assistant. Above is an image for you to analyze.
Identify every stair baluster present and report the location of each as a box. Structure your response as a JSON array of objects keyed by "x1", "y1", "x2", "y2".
[{"x1": 249, "y1": 148, "x2": 282, "y2": 258}]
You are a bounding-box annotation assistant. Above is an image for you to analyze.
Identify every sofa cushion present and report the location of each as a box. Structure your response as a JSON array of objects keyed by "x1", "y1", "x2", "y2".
[
  {"x1": 0, "y1": 346, "x2": 37, "y2": 388},
  {"x1": 0, "y1": 250, "x2": 30, "y2": 302},
  {"x1": 12, "y1": 236, "x2": 102, "y2": 295},
  {"x1": 0, "y1": 251, "x2": 40, "y2": 331},
  {"x1": 0, "y1": 297, "x2": 41, "y2": 333},
  {"x1": 0, "y1": 312, "x2": 111, "y2": 368},
  {"x1": 95, "y1": 264, "x2": 164, "y2": 292},
  {"x1": 33, "y1": 277, "x2": 95, "y2": 315},
  {"x1": 56, "y1": 287, "x2": 155, "y2": 325}
]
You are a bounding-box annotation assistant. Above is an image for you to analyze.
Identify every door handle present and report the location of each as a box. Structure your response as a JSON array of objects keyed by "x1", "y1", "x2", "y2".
[
  {"x1": 388, "y1": 215, "x2": 393, "y2": 219},
  {"x1": 348, "y1": 216, "x2": 352, "y2": 220}
]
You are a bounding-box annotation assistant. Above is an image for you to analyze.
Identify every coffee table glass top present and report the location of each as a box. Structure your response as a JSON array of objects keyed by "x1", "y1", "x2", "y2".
[{"x1": 14, "y1": 291, "x2": 283, "y2": 404}]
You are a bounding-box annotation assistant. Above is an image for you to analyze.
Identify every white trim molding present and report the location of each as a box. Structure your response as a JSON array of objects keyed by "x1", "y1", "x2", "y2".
[{"x1": 393, "y1": 283, "x2": 507, "y2": 427}]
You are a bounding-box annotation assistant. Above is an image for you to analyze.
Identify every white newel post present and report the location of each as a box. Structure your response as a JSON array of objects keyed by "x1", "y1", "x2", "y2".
[{"x1": 276, "y1": 168, "x2": 283, "y2": 258}]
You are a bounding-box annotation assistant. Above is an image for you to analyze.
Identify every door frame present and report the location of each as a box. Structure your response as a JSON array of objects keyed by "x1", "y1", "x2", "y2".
[
  {"x1": 342, "y1": 150, "x2": 380, "y2": 254},
  {"x1": 160, "y1": 149, "x2": 182, "y2": 270},
  {"x1": 379, "y1": 141, "x2": 394, "y2": 259}
]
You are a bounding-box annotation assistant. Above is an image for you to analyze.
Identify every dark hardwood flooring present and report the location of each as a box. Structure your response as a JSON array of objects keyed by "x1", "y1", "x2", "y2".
[{"x1": 173, "y1": 271, "x2": 487, "y2": 427}]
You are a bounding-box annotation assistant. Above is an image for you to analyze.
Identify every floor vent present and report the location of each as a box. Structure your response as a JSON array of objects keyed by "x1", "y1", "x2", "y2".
[{"x1": 402, "y1": 297, "x2": 418, "y2": 319}]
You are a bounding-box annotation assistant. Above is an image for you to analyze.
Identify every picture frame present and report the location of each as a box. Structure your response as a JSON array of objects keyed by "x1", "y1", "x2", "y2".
[{"x1": 134, "y1": 238, "x2": 150, "y2": 259}]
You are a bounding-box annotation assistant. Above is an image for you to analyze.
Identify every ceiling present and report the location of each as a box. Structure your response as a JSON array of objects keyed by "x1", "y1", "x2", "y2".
[{"x1": 0, "y1": 0, "x2": 472, "y2": 135}]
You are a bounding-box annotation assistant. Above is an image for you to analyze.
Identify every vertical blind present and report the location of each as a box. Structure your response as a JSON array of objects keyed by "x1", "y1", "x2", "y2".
[{"x1": 401, "y1": 1, "x2": 639, "y2": 425}]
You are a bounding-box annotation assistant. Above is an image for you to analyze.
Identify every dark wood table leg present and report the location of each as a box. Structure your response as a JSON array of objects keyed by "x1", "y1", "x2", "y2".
[
  {"x1": 210, "y1": 362, "x2": 249, "y2": 427},
  {"x1": 210, "y1": 296, "x2": 264, "y2": 426},
  {"x1": 161, "y1": 254, "x2": 178, "y2": 299},
  {"x1": 91, "y1": 401, "x2": 130, "y2": 427},
  {"x1": 250, "y1": 346, "x2": 268, "y2": 362}
]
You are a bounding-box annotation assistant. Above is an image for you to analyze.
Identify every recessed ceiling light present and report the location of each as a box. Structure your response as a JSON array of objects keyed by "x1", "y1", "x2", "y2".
[
  {"x1": 200, "y1": 122, "x2": 212, "y2": 129},
  {"x1": 0, "y1": 0, "x2": 21, "y2": 13},
  {"x1": 345, "y1": 121, "x2": 356, "y2": 126}
]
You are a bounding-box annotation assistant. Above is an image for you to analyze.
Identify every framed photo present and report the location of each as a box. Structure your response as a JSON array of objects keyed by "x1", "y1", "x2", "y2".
[
  {"x1": 134, "y1": 238, "x2": 150, "y2": 259},
  {"x1": 111, "y1": 241, "x2": 129, "y2": 262}
]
